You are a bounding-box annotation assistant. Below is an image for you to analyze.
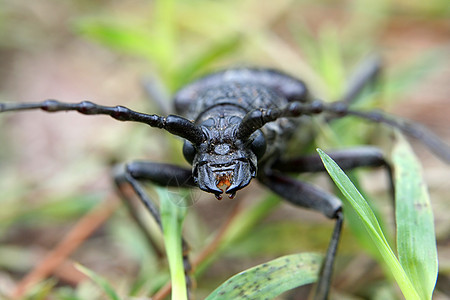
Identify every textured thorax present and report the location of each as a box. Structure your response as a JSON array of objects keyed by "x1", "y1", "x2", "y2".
[
  {"x1": 186, "y1": 82, "x2": 285, "y2": 119},
  {"x1": 181, "y1": 82, "x2": 300, "y2": 161}
]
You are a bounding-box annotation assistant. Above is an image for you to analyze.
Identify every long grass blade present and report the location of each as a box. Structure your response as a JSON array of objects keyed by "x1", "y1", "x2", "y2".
[
  {"x1": 158, "y1": 187, "x2": 188, "y2": 300},
  {"x1": 393, "y1": 133, "x2": 438, "y2": 299},
  {"x1": 317, "y1": 148, "x2": 420, "y2": 299},
  {"x1": 75, "y1": 264, "x2": 121, "y2": 300}
]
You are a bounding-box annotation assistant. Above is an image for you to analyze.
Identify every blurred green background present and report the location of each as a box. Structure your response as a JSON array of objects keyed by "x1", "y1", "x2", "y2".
[{"x1": 0, "y1": 0, "x2": 449, "y2": 299}]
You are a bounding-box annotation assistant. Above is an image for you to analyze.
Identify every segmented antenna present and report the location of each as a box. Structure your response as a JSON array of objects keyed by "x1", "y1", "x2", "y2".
[
  {"x1": 237, "y1": 100, "x2": 450, "y2": 163},
  {"x1": 343, "y1": 108, "x2": 450, "y2": 163},
  {"x1": 0, "y1": 100, "x2": 205, "y2": 145}
]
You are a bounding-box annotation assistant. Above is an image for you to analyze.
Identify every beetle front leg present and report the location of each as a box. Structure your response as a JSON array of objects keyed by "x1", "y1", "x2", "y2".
[
  {"x1": 114, "y1": 161, "x2": 196, "y2": 297},
  {"x1": 114, "y1": 161, "x2": 196, "y2": 229},
  {"x1": 259, "y1": 171, "x2": 343, "y2": 300}
]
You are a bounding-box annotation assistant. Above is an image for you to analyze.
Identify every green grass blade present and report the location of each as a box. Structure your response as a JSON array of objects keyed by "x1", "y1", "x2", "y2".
[
  {"x1": 393, "y1": 134, "x2": 438, "y2": 299},
  {"x1": 317, "y1": 148, "x2": 420, "y2": 300},
  {"x1": 152, "y1": 0, "x2": 176, "y2": 64},
  {"x1": 173, "y1": 36, "x2": 242, "y2": 90},
  {"x1": 74, "y1": 19, "x2": 159, "y2": 61},
  {"x1": 205, "y1": 253, "x2": 322, "y2": 300},
  {"x1": 158, "y1": 187, "x2": 188, "y2": 300},
  {"x1": 75, "y1": 264, "x2": 121, "y2": 300}
]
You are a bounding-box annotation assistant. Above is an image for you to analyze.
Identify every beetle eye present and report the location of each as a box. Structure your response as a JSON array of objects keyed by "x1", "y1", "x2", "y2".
[
  {"x1": 183, "y1": 140, "x2": 196, "y2": 164},
  {"x1": 250, "y1": 130, "x2": 266, "y2": 160}
]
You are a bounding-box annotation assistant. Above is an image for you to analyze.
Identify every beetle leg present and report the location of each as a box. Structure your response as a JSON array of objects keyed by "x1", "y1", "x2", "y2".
[
  {"x1": 114, "y1": 161, "x2": 195, "y2": 245},
  {"x1": 114, "y1": 161, "x2": 196, "y2": 297},
  {"x1": 119, "y1": 161, "x2": 196, "y2": 189},
  {"x1": 339, "y1": 54, "x2": 381, "y2": 105},
  {"x1": 272, "y1": 146, "x2": 395, "y2": 201},
  {"x1": 259, "y1": 171, "x2": 343, "y2": 300}
]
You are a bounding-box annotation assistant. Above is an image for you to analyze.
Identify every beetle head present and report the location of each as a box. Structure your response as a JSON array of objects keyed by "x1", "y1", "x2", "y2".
[{"x1": 183, "y1": 115, "x2": 266, "y2": 199}]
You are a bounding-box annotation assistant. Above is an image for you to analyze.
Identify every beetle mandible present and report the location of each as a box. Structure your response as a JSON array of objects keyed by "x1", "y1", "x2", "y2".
[{"x1": 1, "y1": 58, "x2": 449, "y2": 299}]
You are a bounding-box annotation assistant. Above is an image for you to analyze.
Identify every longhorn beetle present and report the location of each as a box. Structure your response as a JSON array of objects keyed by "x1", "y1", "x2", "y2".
[{"x1": 1, "y1": 57, "x2": 449, "y2": 299}]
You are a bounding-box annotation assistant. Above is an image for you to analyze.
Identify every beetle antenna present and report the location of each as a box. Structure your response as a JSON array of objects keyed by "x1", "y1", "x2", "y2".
[
  {"x1": 0, "y1": 100, "x2": 205, "y2": 145},
  {"x1": 236, "y1": 100, "x2": 450, "y2": 163},
  {"x1": 341, "y1": 107, "x2": 450, "y2": 163}
]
